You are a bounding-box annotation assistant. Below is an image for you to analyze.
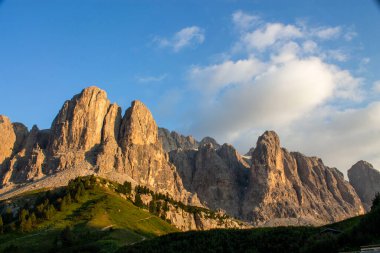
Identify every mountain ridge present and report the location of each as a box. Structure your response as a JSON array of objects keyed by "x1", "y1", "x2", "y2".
[{"x1": 0, "y1": 86, "x2": 374, "y2": 228}]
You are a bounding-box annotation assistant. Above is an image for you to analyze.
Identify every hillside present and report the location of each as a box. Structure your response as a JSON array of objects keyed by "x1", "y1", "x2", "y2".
[
  {"x1": 0, "y1": 176, "x2": 178, "y2": 253},
  {"x1": 117, "y1": 196, "x2": 380, "y2": 253},
  {"x1": 0, "y1": 175, "x2": 250, "y2": 253}
]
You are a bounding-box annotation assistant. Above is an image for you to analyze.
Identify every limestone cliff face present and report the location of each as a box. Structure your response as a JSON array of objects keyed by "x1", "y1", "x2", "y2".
[
  {"x1": 0, "y1": 116, "x2": 18, "y2": 166},
  {"x1": 0, "y1": 116, "x2": 28, "y2": 166},
  {"x1": 169, "y1": 130, "x2": 364, "y2": 225},
  {"x1": 50, "y1": 86, "x2": 110, "y2": 153},
  {"x1": 242, "y1": 131, "x2": 364, "y2": 225},
  {"x1": 348, "y1": 161, "x2": 380, "y2": 210},
  {"x1": 169, "y1": 143, "x2": 250, "y2": 218},
  {"x1": 158, "y1": 128, "x2": 198, "y2": 152},
  {"x1": 164, "y1": 203, "x2": 250, "y2": 231},
  {"x1": 0, "y1": 116, "x2": 31, "y2": 185},
  {"x1": 0, "y1": 87, "x2": 196, "y2": 205}
]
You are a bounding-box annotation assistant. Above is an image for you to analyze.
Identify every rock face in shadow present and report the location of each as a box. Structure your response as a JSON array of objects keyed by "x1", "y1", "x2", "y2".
[
  {"x1": 169, "y1": 143, "x2": 250, "y2": 218},
  {"x1": 348, "y1": 161, "x2": 380, "y2": 210},
  {"x1": 168, "y1": 130, "x2": 364, "y2": 225},
  {"x1": 0, "y1": 86, "x2": 197, "y2": 205},
  {"x1": 158, "y1": 128, "x2": 198, "y2": 152}
]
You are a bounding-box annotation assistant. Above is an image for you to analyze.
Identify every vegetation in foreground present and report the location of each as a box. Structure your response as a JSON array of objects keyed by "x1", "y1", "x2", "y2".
[
  {"x1": 118, "y1": 195, "x2": 380, "y2": 253},
  {"x1": 0, "y1": 176, "x2": 178, "y2": 253}
]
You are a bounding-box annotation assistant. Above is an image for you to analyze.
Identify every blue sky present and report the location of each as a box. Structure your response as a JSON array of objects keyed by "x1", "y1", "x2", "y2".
[{"x1": 1, "y1": 0, "x2": 380, "y2": 173}]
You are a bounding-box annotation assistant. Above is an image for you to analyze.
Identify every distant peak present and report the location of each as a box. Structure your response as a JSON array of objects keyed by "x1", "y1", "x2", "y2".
[
  {"x1": 199, "y1": 136, "x2": 220, "y2": 149},
  {"x1": 131, "y1": 100, "x2": 147, "y2": 108},
  {"x1": 256, "y1": 130, "x2": 280, "y2": 148},
  {"x1": 79, "y1": 86, "x2": 107, "y2": 98},
  {"x1": 82, "y1": 85, "x2": 105, "y2": 93},
  {"x1": 349, "y1": 160, "x2": 375, "y2": 172}
]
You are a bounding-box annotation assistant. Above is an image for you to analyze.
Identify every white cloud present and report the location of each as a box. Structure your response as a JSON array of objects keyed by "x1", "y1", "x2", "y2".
[
  {"x1": 313, "y1": 26, "x2": 341, "y2": 40},
  {"x1": 189, "y1": 58, "x2": 266, "y2": 94},
  {"x1": 189, "y1": 57, "x2": 360, "y2": 141},
  {"x1": 282, "y1": 102, "x2": 380, "y2": 173},
  {"x1": 232, "y1": 10, "x2": 260, "y2": 31},
  {"x1": 183, "y1": 12, "x2": 377, "y2": 174},
  {"x1": 327, "y1": 50, "x2": 349, "y2": 62},
  {"x1": 270, "y1": 41, "x2": 300, "y2": 63},
  {"x1": 136, "y1": 74, "x2": 167, "y2": 83},
  {"x1": 302, "y1": 40, "x2": 318, "y2": 53},
  {"x1": 155, "y1": 26, "x2": 205, "y2": 52},
  {"x1": 242, "y1": 23, "x2": 303, "y2": 51}
]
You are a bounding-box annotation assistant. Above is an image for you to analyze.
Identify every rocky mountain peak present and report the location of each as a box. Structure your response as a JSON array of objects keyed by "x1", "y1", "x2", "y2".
[
  {"x1": 255, "y1": 130, "x2": 280, "y2": 152},
  {"x1": 0, "y1": 116, "x2": 28, "y2": 165},
  {"x1": 244, "y1": 147, "x2": 255, "y2": 157},
  {"x1": 119, "y1": 100, "x2": 158, "y2": 147},
  {"x1": 199, "y1": 137, "x2": 221, "y2": 149},
  {"x1": 348, "y1": 161, "x2": 380, "y2": 210},
  {"x1": 158, "y1": 128, "x2": 198, "y2": 152},
  {"x1": 242, "y1": 131, "x2": 364, "y2": 225},
  {"x1": 50, "y1": 86, "x2": 111, "y2": 152},
  {"x1": 252, "y1": 130, "x2": 283, "y2": 172},
  {"x1": 0, "y1": 115, "x2": 17, "y2": 165},
  {"x1": 0, "y1": 87, "x2": 198, "y2": 206},
  {"x1": 349, "y1": 160, "x2": 375, "y2": 172}
]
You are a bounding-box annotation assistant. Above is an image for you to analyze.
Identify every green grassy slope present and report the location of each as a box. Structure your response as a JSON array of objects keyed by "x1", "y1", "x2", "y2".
[{"x1": 0, "y1": 181, "x2": 177, "y2": 253}]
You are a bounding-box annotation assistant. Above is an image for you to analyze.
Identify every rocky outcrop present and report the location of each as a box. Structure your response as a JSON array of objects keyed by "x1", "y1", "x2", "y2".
[
  {"x1": 158, "y1": 128, "x2": 221, "y2": 152},
  {"x1": 199, "y1": 137, "x2": 221, "y2": 149},
  {"x1": 0, "y1": 116, "x2": 27, "y2": 166},
  {"x1": 0, "y1": 116, "x2": 30, "y2": 185},
  {"x1": 50, "y1": 87, "x2": 110, "y2": 153},
  {"x1": 164, "y1": 202, "x2": 250, "y2": 231},
  {"x1": 0, "y1": 86, "x2": 197, "y2": 206},
  {"x1": 158, "y1": 128, "x2": 198, "y2": 152},
  {"x1": 348, "y1": 161, "x2": 380, "y2": 210},
  {"x1": 243, "y1": 131, "x2": 364, "y2": 225},
  {"x1": 136, "y1": 192, "x2": 250, "y2": 231},
  {"x1": 244, "y1": 147, "x2": 255, "y2": 157},
  {"x1": 169, "y1": 143, "x2": 250, "y2": 218}
]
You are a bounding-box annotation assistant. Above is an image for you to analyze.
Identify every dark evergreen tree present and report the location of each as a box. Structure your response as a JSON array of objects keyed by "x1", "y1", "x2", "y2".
[
  {"x1": 3, "y1": 207, "x2": 13, "y2": 224},
  {"x1": 162, "y1": 201, "x2": 169, "y2": 212},
  {"x1": 123, "y1": 181, "x2": 132, "y2": 194},
  {"x1": 149, "y1": 200, "x2": 156, "y2": 214},
  {"x1": 134, "y1": 194, "x2": 144, "y2": 208}
]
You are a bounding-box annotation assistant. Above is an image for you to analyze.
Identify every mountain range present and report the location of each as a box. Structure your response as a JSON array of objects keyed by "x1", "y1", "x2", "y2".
[{"x1": 1, "y1": 86, "x2": 379, "y2": 229}]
